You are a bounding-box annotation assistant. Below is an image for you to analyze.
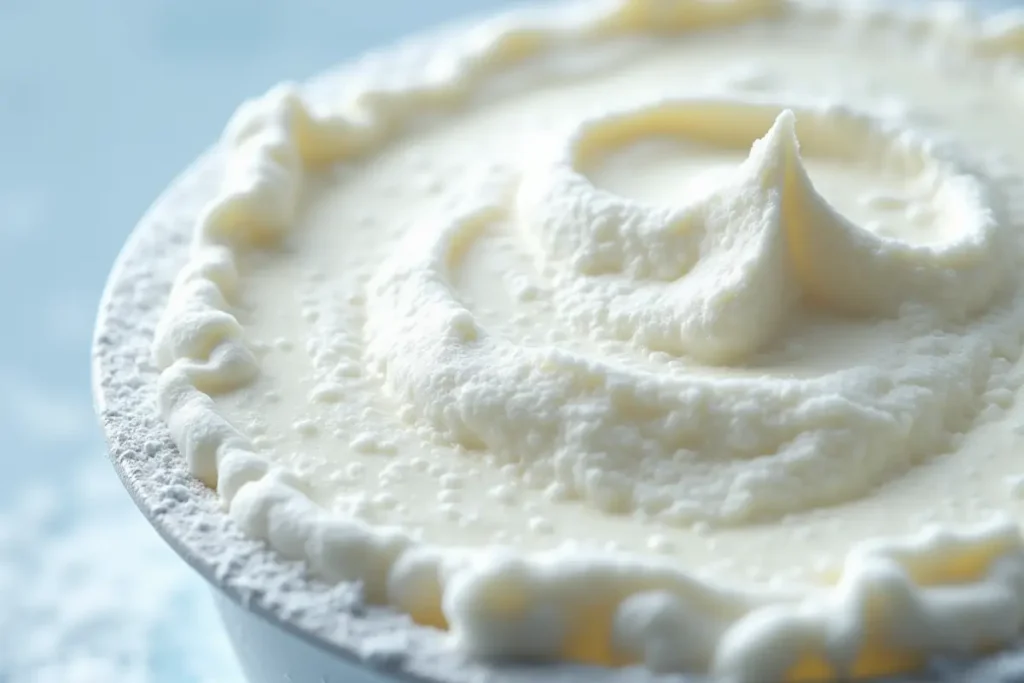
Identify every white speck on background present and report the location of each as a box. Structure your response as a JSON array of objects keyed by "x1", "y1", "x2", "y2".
[{"x1": 0, "y1": 456, "x2": 241, "y2": 683}]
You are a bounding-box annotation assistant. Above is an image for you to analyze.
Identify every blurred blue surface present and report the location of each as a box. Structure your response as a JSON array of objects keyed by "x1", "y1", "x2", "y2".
[{"x1": 0, "y1": 2, "x2": 508, "y2": 681}]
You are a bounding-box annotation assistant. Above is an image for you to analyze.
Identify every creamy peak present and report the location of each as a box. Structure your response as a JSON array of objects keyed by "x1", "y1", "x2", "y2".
[
  {"x1": 521, "y1": 107, "x2": 807, "y2": 364},
  {"x1": 519, "y1": 99, "x2": 1009, "y2": 365}
]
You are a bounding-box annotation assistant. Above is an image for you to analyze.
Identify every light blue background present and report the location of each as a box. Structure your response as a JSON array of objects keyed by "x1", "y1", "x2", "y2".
[{"x1": 0, "y1": 2, "x2": 509, "y2": 681}]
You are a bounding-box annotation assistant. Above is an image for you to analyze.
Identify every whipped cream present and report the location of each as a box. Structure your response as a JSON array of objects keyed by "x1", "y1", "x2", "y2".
[{"x1": 152, "y1": 1, "x2": 1024, "y2": 680}]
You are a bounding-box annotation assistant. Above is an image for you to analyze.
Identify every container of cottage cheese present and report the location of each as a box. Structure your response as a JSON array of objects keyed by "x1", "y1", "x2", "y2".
[{"x1": 94, "y1": 1, "x2": 1024, "y2": 681}]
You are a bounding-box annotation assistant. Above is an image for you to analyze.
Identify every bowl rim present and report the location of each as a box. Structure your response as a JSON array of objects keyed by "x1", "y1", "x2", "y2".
[{"x1": 91, "y1": 148, "x2": 434, "y2": 678}]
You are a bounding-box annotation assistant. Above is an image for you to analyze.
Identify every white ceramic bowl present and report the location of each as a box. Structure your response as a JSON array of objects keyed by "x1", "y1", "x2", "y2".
[{"x1": 92, "y1": 2, "x2": 1024, "y2": 682}]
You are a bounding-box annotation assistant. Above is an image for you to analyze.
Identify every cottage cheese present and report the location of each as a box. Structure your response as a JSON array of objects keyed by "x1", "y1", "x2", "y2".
[{"x1": 152, "y1": 1, "x2": 1024, "y2": 680}]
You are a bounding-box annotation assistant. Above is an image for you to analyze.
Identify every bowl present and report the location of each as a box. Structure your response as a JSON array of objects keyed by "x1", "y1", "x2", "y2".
[{"x1": 92, "y1": 1, "x2": 1024, "y2": 682}]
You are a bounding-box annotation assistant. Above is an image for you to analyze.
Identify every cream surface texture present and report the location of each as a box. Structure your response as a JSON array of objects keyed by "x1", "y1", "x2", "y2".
[{"x1": 152, "y1": 0, "x2": 1024, "y2": 680}]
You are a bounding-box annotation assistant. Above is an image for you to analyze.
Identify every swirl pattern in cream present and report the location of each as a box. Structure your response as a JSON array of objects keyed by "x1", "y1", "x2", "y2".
[{"x1": 366, "y1": 97, "x2": 1018, "y2": 525}]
